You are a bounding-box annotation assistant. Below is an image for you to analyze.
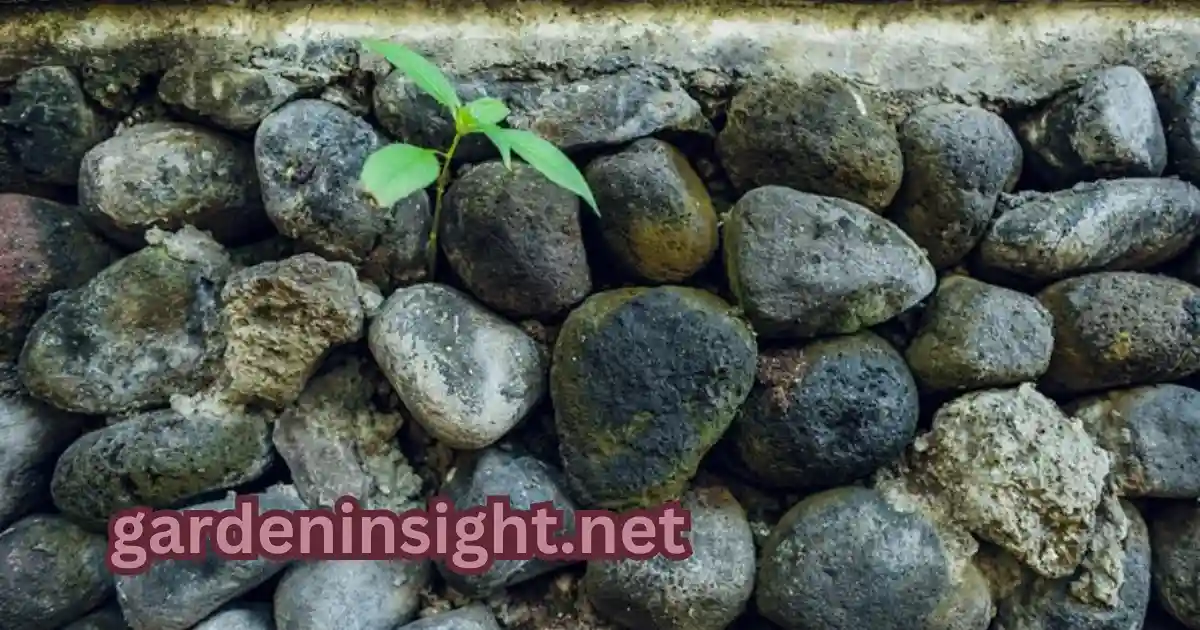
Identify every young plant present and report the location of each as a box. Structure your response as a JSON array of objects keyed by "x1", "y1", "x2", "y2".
[{"x1": 359, "y1": 39, "x2": 598, "y2": 278}]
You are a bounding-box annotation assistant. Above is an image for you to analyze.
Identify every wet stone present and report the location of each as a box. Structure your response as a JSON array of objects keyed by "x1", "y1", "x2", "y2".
[
  {"x1": 274, "y1": 559, "x2": 429, "y2": 630},
  {"x1": 193, "y1": 603, "x2": 274, "y2": 630},
  {"x1": 397, "y1": 604, "x2": 501, "y2": 630},
  {"x1": 0, "y1": 514, "x2": 113, "y2": 630},
  {"x1": 1149, "y1": 502, "x2": 1200, "y2": 629},
  {"x1": 1162, "y1": 66, "x2": 1200, "y2": 185},
  {"x1": 158, "y1": 64, "x2": 299, "y2": 132},
  {"x1": 0, "y1": 389, "x2": 87, "y2": 530}
]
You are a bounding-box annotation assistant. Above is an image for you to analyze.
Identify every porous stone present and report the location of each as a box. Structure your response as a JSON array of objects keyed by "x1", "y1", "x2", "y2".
[
  {"x1": 584, "y1": 485, "x2": 756, "y2": 630},
  {"x1": 1162, "y1": 66, "x2": 1200, "y2": 185},
  {"x1": 221, "y1": 253, "x2": 367, "y2": 406},
  {"x1": 1017, "y1": 65, "x2": 1167, "y2": 187},
  {"x1": 19, "y1": 226, "x2": 232, "y2": 415},
  {"x1": 0, "y1": 514, "x2": 113, "y2": 630},
  {"x1": 1037, "y1": 272, "x2": 1200, "y2": 394},
  {"x1": 723, "y1": 185, "x2": 936, "y2": 339},
  {"x1": 1149, "y1": 502, "x2": 1200, "y2": 629},
  {"x1": 368, "y1": 283, "x2": 546, "y2": 449},
  {"x1": 441, "y1": 160, "x2": 591, "y2": 319},
  {"x1": 435, "y1": 448, "x2": 579, "y2": 596},
  {"x1": 0, "y1": 388, "x2": 87, "y2": 530},
  {"x1": 722, "y1": 331, "x2": 919, "y2": 490},
  {"x1": 583, "y1": 138, "x2": 718, "y2": 283},
  {"x1": 274, "y1": 559, "x2": 429, "y2": 630},
  {"x1": 890, "y1": 103, "x2": 1022, "y2": 268},
  {"x1": 0, "y1": 193, "x2": 120, "y2": 361},
  {"x1": 756, "y1": 486, "x2": 993, "y2": 630},
  {"x1": 551, "y1": 285, "x2": 756, "y2": 508},
  {"x1": 78, "y1": 122, "x2": 269, "y2": 247},
  {"x1": 0, "y1": 65, "x2": 112, "y2": 186},
  {"x1": 718, "y1": 74, "x2": 904, "y2": 211},
  {"x1": 977, "y1": 178, "x2": 1200, "y2": 282},
  {"x1": 255, "y1": 99, "x2": 432, "y2": 292},
  {"x1": 158, "y1": 64, "x2": 299, "y2": 132},
  {"x1": 62, "y1": 605, "x2": 131, "y2": 630},
  {"x1": 193, "y1": 603, "x2": 274, "y2": 630},
  {"x1": 904, "y1": 275, "x2": 1054, "y2": 392},
  {"x1": 398, "y1": 604, "x2": 501, "y2": 630},
  {"x1": 906, "y1": 384, "x2": 1111, "y2": 578}
]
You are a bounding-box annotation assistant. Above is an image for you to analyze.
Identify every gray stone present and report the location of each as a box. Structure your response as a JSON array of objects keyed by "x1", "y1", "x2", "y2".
[
  {"x1": 0, "y1": 389, "x2": 87, "y2": 530},
  {"x1": 723, "y1": 331, "x2": 919, "y2": 490},
  {"x1": 78, "y1": 122, "x2": 269, "y2": 247},
  {"x1": 441, "y1": 160, "x2": 592, "y2": 319},
  {"x1": 890, "y1": 103, "x2": 1022, "y2": 269},
  {"x1": 62, "y1": 605, "x2": 131, "y2": 630},
  {"x1": 723, "y1": 185, "x2": 936, "y2": 339},
  {"x1": 583, "y1": 138, "x2": 719, "y2": 283},
  {"x1": 19, "y1": 226, "x2": 232, "y2": 415},
  {"x1": 0, "y1": 514, "x2": 113, "y2": 630},
  {"x1": 1162, "y1": 66, "x2": 1200, "y2": 185},
  {"x1": 0, "y1": 65, "x2": 112, "y2": 186},
  {"x1": 194, "y1": 603, "x2": 275, "y2": 630},
  {"x1": 717, "y1": 74, "x2": 904, "y2": 211},
  {"x1": 904, "y1": 275, "x2": 1054, "y2": 393},
  {"x1": 1037, "y1": 272, "x2": 1200, "y2": 395},
  {"x1": 1150, "y1": 502, "x2": 1200, "y2": 629},
  {"x1": 584, "y1": 485, "x2": 756, "y2": 630},
  {"x1": 255, "y1": 99, "x2": 432, "y2": 292},
  {"x1": 435, "y1": 448, "x2": 579, "y2": 596},
  {"x1": 397, "y1": 604, "x2": 501, "y2": 630},
  {"x1": 977, "y1": 178, "x2": 1200, "y2": 282},
  {"x1": 551, "y1": 286, "x2": 757, "y2": 508},
  {"x1": 274, "y1": 559, "x2": 429, "y2": 630},
  {"x1": 1017, "y1": 65, "x2": 1167, "y2": 187},
  {"x1": 756, "y1": 486, "x2": 993, "y2": 630},
  {"x1": 368, "y1": 283, "x2": 546, "y2": 450},
  {"x1": 158, "y1": 64, "x2": 299, "y2": 132}
]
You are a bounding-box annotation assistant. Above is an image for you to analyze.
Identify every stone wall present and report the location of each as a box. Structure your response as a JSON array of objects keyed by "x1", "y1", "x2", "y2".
[{"x1": 2, "y1": 1, "x2": 1200, "y2": 630}]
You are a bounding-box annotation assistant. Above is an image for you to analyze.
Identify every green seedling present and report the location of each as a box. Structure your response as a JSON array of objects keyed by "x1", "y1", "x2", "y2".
[{"x1": 359, "y1": 39, "x2": 598, "y2": 278}]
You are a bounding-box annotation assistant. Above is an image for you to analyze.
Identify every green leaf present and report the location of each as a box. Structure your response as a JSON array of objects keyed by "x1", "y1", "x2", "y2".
[
  {"x1": 360, "y1": 143, "x2": 441, "y2": 207},
  {"x1": 463, "y1": 97, "x2": 510, "y2": 126},
  {"x1": 478, "y1": 122, "x2": 512, "y2": 169},
  {"x1": 361, "y1": 39, "x2": 461, "y2": 111},
  {"x1": 499, "y1": 129, "x2": 597, "y2": 213}
]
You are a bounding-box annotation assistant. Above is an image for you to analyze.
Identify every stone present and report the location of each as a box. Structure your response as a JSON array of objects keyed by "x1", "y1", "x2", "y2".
[
  {"x1": 221, "y1": 253, "x2": 367, "y2": 406},
  {"x1": 435, "y1": 448, "x2": 579, "y2": 596},
  {"x1": 1162, "y1": 66, "x2": 1200, "y2": 185},
  {"x1": 904, "y1": 275, "x2": 1054, "y2": 392},
  {"x1": 889, "y1": 103, "x2": 1022, "y2": 269},
  {"x1": 193, "y1": 603, "x2": 274, "y2": 630},
  {"x1": 907, "y1": 384, "x2": 1111, "y2": 578},
  {"x1": 1149, "y1": 502, "x2": 1200, "y2": 629},
  {"x1": 722, "y1": 331, "x2": 919, "y2": 490},
  {"x1": 0, "y1": 514, "x2": 113, "y2": 630},
  {"x1": 1017, "y1": 65, "x2": 1167, "y2": 187},
  {"x1": 114, "y1": 486, "x2": 306, "y2": 630},
  {"x1": 0, "y1": 193, "x2": 121, "y2": 361},
  {"x1": 368, "y1": 283, "x2": 546, "y2": 450},
  {"x1": 398, "y1": 604, "x2": 501, "y2": 630},
  {"x1": 1067, "y1": 384, "x2": 1200, "y2": 499},
  {"x1": 0, "y1": 388, "x2": 87, "y2": 530},
  {"x1": 51, "y1": 389, "x2": 275, "y2": 530},
  {"x1": 723, "y1": 185, "x2": 936, "y2": 339},
  {"x1": 584, "y1": 485, "x2": 756, "y2": 630},
  {"x1": 977, "y1": 178, "x2": 1200, "y2": 282},
  {"x1": 62, "y1": 605, "x2": 131, "y2": 630},
  {"x1": 1145, "y1": 607, "x2": 1191, "y2": 630},
  {"x1": 272, "y1": 352, "x2": 423, "y2": 512},
  {"x1": 441, "y1": 160, "x2": 592, "y2": 319},
  {"x1": 551, "y1": 285, "x2": 757, "y2": 508},
  {"x1": 78, "y1": 122, "x2": 269, "y2": 247},
  {"x1": 274, "y1": 559, "x2": 429, "y2": 630},
  {"x1": 255, "y1": 99, "x2": 432, "y2": 292},
  {"x1": 158, "y1": 64, "x2": 299, "y2": 132},
  {"x1": 229, "y1": 235, "x2": 297, "y2": 269},
  {"x1": 583, "y1": 138, "x2": 719, "y2": 283},
  {"x1": 756, "y1": 486, "x2": 993, "y2": 630},
  {"x1": 1178, "y1": 245, "x2": 1200, "y2": 286},
  {"x1": 1037, "y1": 272, "x2": 1200, "y2": 394},
  {"x1": 19, "y1": 226, "x2": 232, "y2": 415},
  {"x1": 717, "y1": 74, "x2": 904, "y2": 211},
  {"x1": 0, "y1": 65, "x2": 112, "y2": 186}
]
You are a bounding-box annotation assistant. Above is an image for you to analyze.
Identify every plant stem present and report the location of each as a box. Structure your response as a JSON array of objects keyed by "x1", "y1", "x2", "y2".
[{"x1": 426, "y1": 132, "x2": 462, "y2": 279}]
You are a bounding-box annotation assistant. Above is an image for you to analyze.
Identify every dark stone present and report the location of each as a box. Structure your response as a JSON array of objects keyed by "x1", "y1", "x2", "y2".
[
  {"x1": 0, "y1": 514, "x2": 113, "y2": 630},
  {"x1": 1149, "y1": 502, "x2": 1200, "y2": 629},
  {"x1": 61, "y1": 605, "x2": 131, "y2": 630},
  {"x1": 158, "y1": 64, "x2": 299, "y2": 132},
  {"x1": 0, "y1": 388, "x2": 87, "y2": 530},
  {"x1": 1162, "y1": 66, "x2": 1200, "y2": 185}
]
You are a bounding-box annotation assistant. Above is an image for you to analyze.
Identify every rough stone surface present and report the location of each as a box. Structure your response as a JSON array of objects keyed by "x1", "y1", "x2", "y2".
[
  {"x1": 904, "y1": 275, "x2": 1055, "y2": 392},
  {"x1": 1163, "y1": 66, "x2": 1200, "y2": 185},
  {"x1": 274, "y1": 559, "x2": 429, "y2": 630},
  {"x1": 255, "y1": 99, "x2": 431, "y2": 292},
  {"x1": 1037, "y1": 272, "x2": 1200, "y2": 394},
  {"x1": 723, "y1": 185, "x2": 936, "y2": 339},
  {"x1": 221, "y1": 253, "x2": 366, "y2": 406},
  {"x1": 62, "y1": 605, "x2": 131, "y2": 630},
  {"x1": 398, "y1": 604, "x2": 501, "y2": 630},
  {"x1": 718, "y1": 74, "x2": 903, "y2": 211},
  {"x1": 368, "y1": 283, "x2": 546, "y2": 450},
  {"x1": 551, "y1": 285, "x2": 756, "y2": 508},
  {"x1": 78, "y1": 122, "x2": 269, "y2": 247},
  {"x1": 0, "y1": 387, "x2": 87, "y2": 530},
  {"x1": 193, "y1": 603, "x2": 274, "y2": 630},
  {"x1": 158, "y1": 63, "x2": 299, "y2": 132},
  {"x1": 1017, "y1": 65, "x2": 1167, "y2": 188},
  {"x1": 0, "y1": 514, "x2": 113, "y2": 630},
  {"x1": 583, "y1": 138, "x2": 718, "y2": 283},
  {"x1": 890, "y1": 103, "x2": 1023, "y2": 269},
  {"x1": 18, "y1": 226, "x2": 232, "y2": 415},
  {"x1": 723, "y1": 331, "x2": 919, "y2": 490},
  {"x1": 584, "y1": 485, "x2": 756, "y2": 630},
  {"x1": 441, "y1": 160, "x2": 592, "y2": 319},
  {"x1": 1149, "y1": 502, "x2": 1200, "y2": 629},
  {"x1": 978, "y1": 178, "x2": 1200, "y2": 282}
]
